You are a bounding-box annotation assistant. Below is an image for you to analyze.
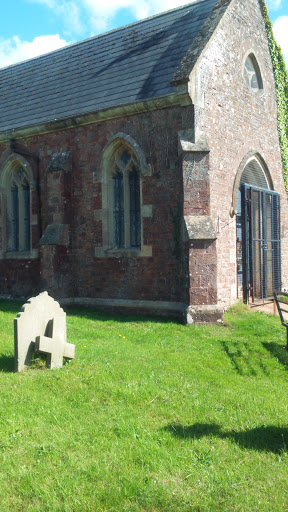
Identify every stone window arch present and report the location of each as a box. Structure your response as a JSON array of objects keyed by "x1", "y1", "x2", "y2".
[
  {"x1": 8, "y1": 168, "x2": 30, "y2": 252},
  {"x1": 111, "y1": 146, "x2": 141, "y2": 249},
  {"x1": 100, "y1": 133, "x2": 152, "y2": 257},
  {"x1": 243, "y1": 53, "x2": 263, "y2": 93},
  {"x1": 0, "y1": 154, "x2": 37, "y2": 258}
]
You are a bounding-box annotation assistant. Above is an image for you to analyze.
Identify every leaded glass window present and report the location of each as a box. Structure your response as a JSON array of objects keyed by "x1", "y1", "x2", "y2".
[
  {"x1": 121, "y1": 150, "x2": 131, "y2": 166},
  {"x1": 23, "y1": 181, "x2": 31, "y2": 251},
  {"x1": 11, "y1": 183, "x2": 19, "y2": 251},
  {"x1": 129, "y1": 167, "x2": 141, "y2": 248},
  {"x1": 113, "y1": 169, "x2": 124, "y2": 248},
  {"x1": 244, "y1": 54, "x2": 263, "y2": 92},
  {"x1": 7, "y1": 167, "x2": 31, "y2": 252},
  {"x1": 111, "y1": 147, "x2": 141, "y2": 249}
]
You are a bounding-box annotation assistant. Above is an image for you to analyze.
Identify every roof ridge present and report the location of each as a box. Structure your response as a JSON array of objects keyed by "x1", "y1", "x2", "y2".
[{"x1": 0, "y1": 0, "x2": 206, "y2": 73}]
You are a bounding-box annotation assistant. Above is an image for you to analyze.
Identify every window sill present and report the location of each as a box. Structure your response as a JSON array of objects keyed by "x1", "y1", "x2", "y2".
[
  {"x1": 4, "y1": 249, "x2": 39, "y2": 260},
  {"x1": 94, "y1": 245, "x2": 152, "y2": 258},
  {"x1": 244, "y1": 84, "x2": 264, "y2": 97},
  {"x1": 106, "y1": 247, "x2": 141, "y2": 258}
]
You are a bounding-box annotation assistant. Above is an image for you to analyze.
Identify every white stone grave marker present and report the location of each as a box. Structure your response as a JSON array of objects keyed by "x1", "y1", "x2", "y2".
[
  {"x1": 14, "y1": 291, "x2": 75, "y2": 372},
  {"x1": 35, "y1": 316, "x2": 75, "y2": 369}
]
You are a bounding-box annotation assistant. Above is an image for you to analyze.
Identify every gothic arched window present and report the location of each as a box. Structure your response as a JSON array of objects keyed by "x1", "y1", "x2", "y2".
[
  {"x1": 111, "y1": 147, "x2": 141, "y2": 249},
  {"x1": 7, "y1": 167, "x2": 31, "y2": 252},
  {"x1": 99, "y1": 133, "x2": 153, "y2": 259},
  {"x1": 244, "y1": 53, "x2": 263, "y2": 92}
]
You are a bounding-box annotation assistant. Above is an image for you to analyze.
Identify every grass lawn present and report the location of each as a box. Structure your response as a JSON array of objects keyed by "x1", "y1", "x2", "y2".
[{"x1": 0, "y1": 301, "x2": 288, "y2": 511}]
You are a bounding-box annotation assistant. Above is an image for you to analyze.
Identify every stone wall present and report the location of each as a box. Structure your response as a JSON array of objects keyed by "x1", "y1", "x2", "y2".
[
  {"x1": 181, "y1": 149, "x2": 218, "y2": 318},
  {"x1": 0, "y1": 104, "x2": 194, "y2": 314},
  {"x1": 190, "y1": 0, "x2": 288, "y2": 307}
]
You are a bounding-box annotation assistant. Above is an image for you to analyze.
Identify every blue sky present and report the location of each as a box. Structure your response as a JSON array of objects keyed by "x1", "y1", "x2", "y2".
[{"x1": 0, "y1": 0, "x2": 287, "y2": 69}]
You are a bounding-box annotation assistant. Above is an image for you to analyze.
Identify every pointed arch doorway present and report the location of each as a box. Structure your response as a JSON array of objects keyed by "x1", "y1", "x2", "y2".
[{"x1": 235, "y1": 156, "x2": 281, "y2": 302}]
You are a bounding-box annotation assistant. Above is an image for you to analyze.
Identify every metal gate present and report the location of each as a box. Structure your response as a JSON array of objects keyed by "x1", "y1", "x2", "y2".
[{"x1": 241, "y1": 184, "x2": 281, "y2": 302}]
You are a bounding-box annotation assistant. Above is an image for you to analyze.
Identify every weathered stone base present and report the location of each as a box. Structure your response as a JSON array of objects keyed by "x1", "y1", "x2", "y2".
[
  {"x1": 2, "y1": 294, "x2": 224, "y2": 324},
  {"x1": 186, "y1": 305, "x2": 224, "y2": 324},
  {"x1": 60, "y1": 297, "x2": 187, "y2": 322},
  {"x1": 61, "y1": 298, "x2": 224, "y2": 324}
]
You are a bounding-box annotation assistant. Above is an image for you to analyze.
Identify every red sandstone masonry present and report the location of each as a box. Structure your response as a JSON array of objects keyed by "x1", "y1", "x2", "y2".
[
  {"x1": 194, "y1": 0, "x2": 288, "y2": 306},
  {"x1": 0, "y1": 105, "x2": 193, "y2": 304}
]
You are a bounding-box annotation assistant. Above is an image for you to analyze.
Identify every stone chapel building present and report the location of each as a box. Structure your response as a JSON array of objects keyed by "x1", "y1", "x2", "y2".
[{"x1": 0, "y1": 0, "x2": 287, "y2": 322}]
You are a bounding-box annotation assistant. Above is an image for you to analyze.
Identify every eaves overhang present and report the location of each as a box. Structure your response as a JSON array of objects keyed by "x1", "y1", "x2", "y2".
[{"x1": 0, "y1": 88, "x2": 191, "y2": 143}]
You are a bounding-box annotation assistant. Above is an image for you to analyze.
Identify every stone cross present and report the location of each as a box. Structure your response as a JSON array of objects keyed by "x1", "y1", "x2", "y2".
[{"x1": 35, "y1": 316, "x2": 75, "y2": 369}]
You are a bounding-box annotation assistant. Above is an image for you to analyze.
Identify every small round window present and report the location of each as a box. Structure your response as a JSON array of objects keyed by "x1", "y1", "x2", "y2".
[{"x1": 244, "y1": 53, "x2": 263, "y2": 92}]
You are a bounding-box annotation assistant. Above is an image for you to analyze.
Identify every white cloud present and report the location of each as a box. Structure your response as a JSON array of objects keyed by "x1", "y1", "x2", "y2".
[
  {"x1": 273, "y1": 16, "x2": 288, "y2": 68},
  {"x1": 56, "y1": 2, "x2": 83, "y2": 34},
  {"x1": 0, "y1": 34, "x2": 69, "y2": 69},
  {"x1": 81, "y1": 0, "x2": 188, "y2": 20},
  {"x1": 267, "y1": 0, "x2": 282, "y2": 10},
  {"x1": 27, "y1": 0, "x2": 83, "y2": 34},
  {"x1": 82, "y1": 0, "x2": 194, "y2": 30},
  {"x1": 31, "y1": 0, "x2": 56, "y2": 7},
  {"x1": 28, "y1": 0, "x2": 195, "y2": 35}
]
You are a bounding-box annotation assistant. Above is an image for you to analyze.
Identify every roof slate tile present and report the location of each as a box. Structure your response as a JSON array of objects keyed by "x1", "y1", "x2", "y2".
[{"x1": 0, "y1": 0, "x2": 219, "y2": 133}]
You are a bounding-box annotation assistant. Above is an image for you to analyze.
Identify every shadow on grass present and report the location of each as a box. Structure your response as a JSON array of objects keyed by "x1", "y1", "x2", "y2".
[
  {"x1": 0, "y1": 299, "x2": 185, "y2": 325},
  {"x1": 164, "y1": 422, "x2": 288, "y2": 453},
  {"x1": 221, "y1": 341, "x2": 256, "y2": 376},
  {"x1": 0, "y1": 300, "x2": 23, "y2": 315},
  {"x1": 221, "y1": 340, "x2": 270, "y2": 376},
  {"x1": 0, "y1": 354, "x2": 14, "y2": 372},
  {"x1": 65, "y1": 305, "x2": 184, "y2": 325},
  {"x1": 263, "y1": 341, "x2": 288, "y2": 369}
]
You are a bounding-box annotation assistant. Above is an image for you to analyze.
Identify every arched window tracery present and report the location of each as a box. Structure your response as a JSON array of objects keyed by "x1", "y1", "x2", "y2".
[
  {"x1": 100, "y1": 133, "x2": 153, "y2": 258},
  {"x1": 243, "y1": 53, "x2": 263, "y2": 92},
  {"x1": 110, "y1": 145, "x2": 141, "y2": 250},
  {"x1": 7, "y1": 166, "x2": 31, "y2": 252},
  {"x1": 0, "y1": 155, "x2": 36, "y2": 258}
]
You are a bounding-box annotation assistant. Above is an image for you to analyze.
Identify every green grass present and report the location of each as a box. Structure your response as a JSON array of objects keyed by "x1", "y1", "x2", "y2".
[{"x1": 0, "y1": 301, "x2": 288, "y2": 511}]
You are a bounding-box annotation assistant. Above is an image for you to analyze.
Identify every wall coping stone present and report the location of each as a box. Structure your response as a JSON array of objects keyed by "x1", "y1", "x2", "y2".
[
  {"x1": 178, "y1": 129, "x2": 210, "y2": 153},
  {"x1": 39, "y1": 223, "x2": 70, "y2": 246},
  {"x1": 183, "y1": 216, "x2": 217, "y2": 241}
]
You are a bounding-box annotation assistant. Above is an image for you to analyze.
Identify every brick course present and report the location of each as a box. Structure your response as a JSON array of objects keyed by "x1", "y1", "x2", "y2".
[{"x1": 191, "y1": 0, "x2": 288, "y2": 308}]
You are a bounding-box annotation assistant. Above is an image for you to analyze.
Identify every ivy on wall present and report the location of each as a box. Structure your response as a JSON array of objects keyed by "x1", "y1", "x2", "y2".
[{"x1": 261, "y1": 1, "x2": 288, "y2": 193}]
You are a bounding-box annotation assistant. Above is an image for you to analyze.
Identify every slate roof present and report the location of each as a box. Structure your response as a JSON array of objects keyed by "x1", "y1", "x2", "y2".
[{"x1": 0, "y1": 0, "x2": 220, "y2": 134}]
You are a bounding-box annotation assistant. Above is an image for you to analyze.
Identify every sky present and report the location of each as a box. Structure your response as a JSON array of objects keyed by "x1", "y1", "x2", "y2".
[{"x1": 0, "y1": 0, "x2": 287, "y2": 70}]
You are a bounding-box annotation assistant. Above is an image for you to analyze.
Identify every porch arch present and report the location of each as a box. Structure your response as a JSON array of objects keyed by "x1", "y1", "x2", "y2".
[
  {"x1": 233, "y1": 153, "x2": 281, "y2": 302},
  {"x1": 231, "y1": 151, "x2": 273, "y2": 215}
]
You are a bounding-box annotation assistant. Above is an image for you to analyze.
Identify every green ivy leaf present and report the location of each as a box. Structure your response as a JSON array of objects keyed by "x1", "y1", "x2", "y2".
[{"x1": 261, "y1": 1, "x2": 288, "y2": 193}]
